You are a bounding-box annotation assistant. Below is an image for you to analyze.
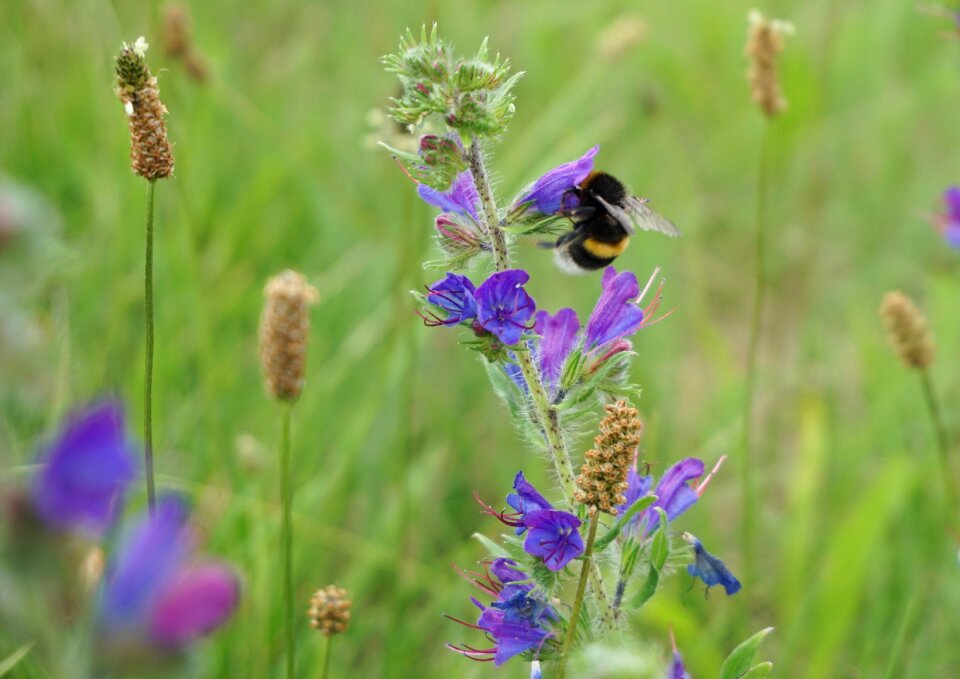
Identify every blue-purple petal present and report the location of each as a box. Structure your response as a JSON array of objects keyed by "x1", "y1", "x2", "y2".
[
  {"x1": 534, "y1": 308, "x2": 581, "y2": 389},
  {"x1": 475, "y1": 270, "x2": 536, "y2": 346},
  {"x1": 418, "y1": 170, "x2": 480, "y2": 220},
  {"x1": 685, "y1": 534, "x2": 741, "y2": 595},
  {"x1": 647, "y1": 458, "x2": 704, "y2": 533},
  {"x1": 944, "y1": 185, "x2": 960, "y2": 222},
  {"x1": 668, "y1": 650, "x2": 689, "y2": 679},
  {"x1": 516, "y1": 146, "x2": 599, "y2": 215},
  {"x1": 427, "y1": 272, "x2": 477, "y2": 324},
  {"x1": 523, "y1": 509, "x2": 584, "y2": 571},
  {"x1": 585, "y1": 267, "x2": 645, "y2": 349},
  {"x1": 31, "y1": 400, "x2": 137, "y2": 536},
  {"x1": 490, "y1": 558, "x2": 528, "y2": 585},
  {"x1": 148, "y1": 563, "x2": 240, "y2": 646}
]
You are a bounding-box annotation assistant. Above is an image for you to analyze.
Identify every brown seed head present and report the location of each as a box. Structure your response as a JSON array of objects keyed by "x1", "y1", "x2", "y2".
[
  {"x1": 745, "y1": 10, "x2": 793, "y2": 118},
  {"x1": 880, "y1": 291, "x2": 935, "y2": 369},
  {"x1": 308, "y1": 585, "x2": 351, "y2": 637},
  {"x1": 259, "y1": 270, "x2": 319, "y2": 401},
  {"x1": 115, "y1": 38, "x2": 175, "y2": 180},
  {"x1": 163, "y1": 5, "x2": 209, "y2": 82},
  {"x1": 574, "y1": 400, "x2": 643, "y2": 514}
]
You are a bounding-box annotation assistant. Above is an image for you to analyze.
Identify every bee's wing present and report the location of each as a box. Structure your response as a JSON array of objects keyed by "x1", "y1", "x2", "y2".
[{"x1": 624, "y1": 196, "x2": 682, "y2": 237}]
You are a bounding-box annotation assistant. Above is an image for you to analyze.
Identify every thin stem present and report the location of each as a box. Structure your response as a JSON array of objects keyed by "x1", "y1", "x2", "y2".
[
  {"x1": 919, "y1": 370, "x2": 959, "y2": 540},
  {"x1": 741, "y1": 120, "x2": 770, "y2": 576},
  {"x1": 556, "y1": 511, "x2": 601, "y2": 679},
  {"x1": 143, "y1": 178, "x2": 157, "y2": 512},
  {"x1": 279, "y1": 402, "x2": 295, "y2": 679},
  {"x1": 321, "y1": 635, "x2": 332, "y2": 679},
  {"x1": 465, "y1": 137, "x2": 616, "y2": 633}
]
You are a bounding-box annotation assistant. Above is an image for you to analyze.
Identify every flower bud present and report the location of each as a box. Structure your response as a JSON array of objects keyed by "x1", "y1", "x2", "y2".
[
  {"x1": 880, "y1": 291, "x2": 935, "y2": 369},
  {"x1": 308, "y1": 585, "x2": 351, "y2": 637},
  {"x1": 259, "y1": 270, "x2": 319, "y2": 401}
]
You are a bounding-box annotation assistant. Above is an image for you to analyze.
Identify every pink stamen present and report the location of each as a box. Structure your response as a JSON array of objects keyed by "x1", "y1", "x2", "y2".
[
  {"x1": 392, "y1": 156, "x2": 420, "y2": 185},
  {"x1": 696, "y1": 455, "x2": 727, "y2": 498}
]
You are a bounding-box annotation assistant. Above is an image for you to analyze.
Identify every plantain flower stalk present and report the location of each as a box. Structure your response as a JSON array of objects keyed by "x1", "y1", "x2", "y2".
[
  {"x1": 259, "y1": 269, "x2": 319, "y2": 678},
  {"x1": 115, "y1": 37, "x2": 174, "y2": 512}
]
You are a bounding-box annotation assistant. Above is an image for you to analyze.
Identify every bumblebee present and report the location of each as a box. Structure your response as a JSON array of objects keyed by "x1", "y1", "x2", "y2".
[{"x1": 551, "y1": 171, "x2": 680, "y2": 273}]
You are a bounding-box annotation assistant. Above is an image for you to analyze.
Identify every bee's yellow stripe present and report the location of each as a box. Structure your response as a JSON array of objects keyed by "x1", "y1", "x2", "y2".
[{"x1": 582, "y1": 237, "x2": 629, "y2": 259}]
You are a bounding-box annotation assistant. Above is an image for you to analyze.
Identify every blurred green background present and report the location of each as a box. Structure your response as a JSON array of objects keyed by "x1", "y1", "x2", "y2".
[{"x1": 2, "y1": 0, "x2": 960, "y2": 676}]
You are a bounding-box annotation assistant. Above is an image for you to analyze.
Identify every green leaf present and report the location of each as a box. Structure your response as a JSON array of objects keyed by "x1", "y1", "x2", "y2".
[
  {"x1": 471, "y1": 532, "x2": 511, "y2": 558},
  {"x1": 592, "y1": 494, "x2": 658, "y2": 552},
  {"x1": 740, "y1": 662, "x2": 774, "y2": 678},
  {"x1": 720, "y1": 628, "x2": 775, "y2": 679},
  {"x1": 0, "y1": 644, "x2": 32, "y2": 677},
  {"x1": 632, "y1": 565, "x2": 660, "y2": 608},
  {"x1": 649, "y1": 508, "x2": 669, "y2": 570}
]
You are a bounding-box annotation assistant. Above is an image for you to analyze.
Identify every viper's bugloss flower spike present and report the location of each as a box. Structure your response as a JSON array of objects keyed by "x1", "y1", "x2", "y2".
[
  {"x1": 745, "y1": 10, "x2": 793, "y2": 118},
  {"x1": 31, "y1": 400, "x2": 137, "y2": 537},
  {"x1": 259, "y1": 270, "x2": 320, "y2": 401},
  {"x1": 308, "y1": 585, "x2": 352, "y2": 637},
  {"x1": 475, "y1": 270, "x2": 536, "y2": 345},
  {"x1": 682, "y1": 532, "x2": 741, "y2": 595},
  {"x1": 620, "y1": 457, "x2": 704, "y2": 536},
  {"x1": 115, "y1": 37, "x2": 175, "y2": 180},
  {"x1": 511, "y1": 146, "x2": 599, "y2": 217},
  {"x1": 574, "y1": 400, "x2": 643, "y2": 514},
  {"x1": 880, "y1": 291, "x2": 935, "y2": 370},
  {"x1": 98, "y1": 496, "x2": 240, "y2": 655}
]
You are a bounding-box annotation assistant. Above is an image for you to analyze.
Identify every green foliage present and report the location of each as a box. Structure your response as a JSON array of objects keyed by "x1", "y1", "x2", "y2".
[{"x1": 721, "y1": 628, "x2": 774, "y2": 679}]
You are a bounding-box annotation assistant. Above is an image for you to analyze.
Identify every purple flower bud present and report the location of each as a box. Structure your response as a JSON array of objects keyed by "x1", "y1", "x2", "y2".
[
  {"x1": 514, "y1": 146, "x2": 599, "y2": 216},
  {"x1": 475, "y1": 270, "x2": 536, "y2": 345},
  {"x1": 418, "y1": 170, "x2": 480, "y2": 220},
  {"x1": 533, "y1": 308, "x2": 581, "y2": 389},
  {"x1": 425, "y1": 272, "x2": 478, "y2": 325},
  {"x1": 505, "y1": 471, "x2": 553, "y2": 534},
  {"x1": 620, "y1": 458, "x2": 704, "y2": 536},
  {"x1": 585, "y1": 266, "x2": 645, "y2": 349},
  {"x1": 31, "y1": 400, "x2": 137, "y2": 537}
]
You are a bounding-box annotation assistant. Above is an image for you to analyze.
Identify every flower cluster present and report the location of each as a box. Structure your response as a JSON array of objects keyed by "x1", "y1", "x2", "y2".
[{"x1": 448, "y1": 558, "x2": 559, "y2": 666}]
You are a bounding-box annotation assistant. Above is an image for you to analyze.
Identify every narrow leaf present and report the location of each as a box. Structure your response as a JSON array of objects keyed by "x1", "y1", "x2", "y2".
[
  {"x1": 720, "y1": 627, "x2": 775, "y2": 679},
  {"x1": 592, "y1": 494, "x2": 658, "y2": 552}
]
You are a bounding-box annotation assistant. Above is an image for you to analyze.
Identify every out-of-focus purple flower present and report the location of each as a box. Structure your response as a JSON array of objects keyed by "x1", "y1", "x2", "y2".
[
  {"x1": 99, "y1": 495, "x2": 240, "y2": 652},
  {"x1": 475, "y1": 270, "x2": 536, "y2": 345},
  {"x1": 31, "y1": 400, "x2": 137, "y2": 536},
  {"x1": 523, "y1": 509, "x2": 584, "y2": 571},
  {"x1": 937, "y1": 185, "x2": 960, "y2": 249},
  {"x1": 667, "y1": 649, "x2": 690, "y2": 679},
  {"x1": 418, "y1": 170, "x2": 480, "y2": 220},
  {"x1": 620, "y1": 458, "x2": 705, "y2": 536},
  {"x1": 682, "y1": 532, "x2": 741, "y2": 596},
  {"x1": 424, "y1": 272, "x2": 478, "y2": 325},
  {"x1": 585, "y1": 267, "x2": 646, "y2": 348},
  {"x1": 448, "y1": 560, "x2": 556, "y2": 666},
  {"x1": 513, "y1": 146, "x2": 599, "y2": 216},
  {"x1": 533, "y1": 309, "x2": 581, "y2": 391}
]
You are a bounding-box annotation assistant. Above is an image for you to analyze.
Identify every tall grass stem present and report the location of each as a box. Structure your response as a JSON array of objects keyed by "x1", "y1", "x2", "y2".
[
  {"x1": 143, "y1": 178, "x2": 157, "y2": 512},
  {"x1": 321, "y1": 635, "x2": 332, "y2": 679},
  {"x1": 741, "y1": 120, "x2": 770, "y2": 576},
  {"x1": 279, "y1": 402, "x2": 295, "y2": 678},
  {"x1": 919, "y1": 370, "x2": 959, "y2": 539}
]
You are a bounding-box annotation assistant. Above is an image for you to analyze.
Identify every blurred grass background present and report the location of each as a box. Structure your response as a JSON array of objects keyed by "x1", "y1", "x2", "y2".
[{"x1": 2, "y1": 0, "x2": 960, "y2": 676}]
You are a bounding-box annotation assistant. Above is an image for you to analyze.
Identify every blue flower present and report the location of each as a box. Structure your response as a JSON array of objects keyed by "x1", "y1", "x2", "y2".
[
  {"x1": 418, "y1": 170, "x2": 480, "y2": 220},
  {"x1": 620, "y1": 457, "x2": 705, "y2": 536},
  {"x1": 937, "y1": 185, "x2": 960, "y2": 249},
  {"x1": 523, "y1": 509, "x2": 584, "y2": 571},
  {"x1": 475, "y1": 270, "x2": 537, "y2": 345},
  {"x1": 667, "y1": 649, "x2": 690, "y2": 679},
  {"x1": 533, "y1": 308, "x2": 581, "y2": 391},
  {"x1": 424, "y1": 272, "x2": 478, "y2": 325},
  {"x1": 682, "y1": 532, "x2": 741, "y2": 595},
  {"x1": 99, "y1": 495, "x2": 240, "y2": 653},
  {"x1": 31, "y1": 400, "x2": 137, "y2": 536},
  {"x1": 513, "y1": 146, "x2": 599, "y2": 216},
  {"x1": 448, "y1": 559, "x2": 557, "y2": 666},
  {"x1": 504, "y1": 471, "x2": 553, "y2": 534},
  {"x1": 585, "y1": 266, "x2": 647, "y2": 348}
]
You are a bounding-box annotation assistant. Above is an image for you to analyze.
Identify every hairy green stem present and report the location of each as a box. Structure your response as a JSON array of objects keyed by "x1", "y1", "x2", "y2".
[
  {"x1": 919, "y1": 370, "x2": 959, "y2": 540},
  {"x1": 741, "y1": 120, "x2": 770, "y2": 576},
  {"x1": 465, "y1": 138, "x2": 616, "y2": 634},
  {"x1": 143, "y1": 178, "x2": 157, "y2": 512},
  {"x1": 279, "y1": 402, "x2": 295, "y2": 678},
  {"x1": 557, "y1": 511, "x2": 600, "y2": 679}
]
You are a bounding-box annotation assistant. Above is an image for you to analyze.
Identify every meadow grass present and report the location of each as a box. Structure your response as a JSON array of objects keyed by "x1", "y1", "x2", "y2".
[{"x1": 2, "y1": 0, "x2": 960, "y2": 676}]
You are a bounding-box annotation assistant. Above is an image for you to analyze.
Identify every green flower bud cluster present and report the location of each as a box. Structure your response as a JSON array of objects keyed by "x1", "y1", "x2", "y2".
[{"x1": 382, "y1": 24, "x2": 523, "y2": 139}]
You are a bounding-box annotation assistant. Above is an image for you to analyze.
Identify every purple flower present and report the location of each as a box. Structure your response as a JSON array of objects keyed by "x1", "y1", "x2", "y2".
[
  {"x1": 475, "y1": 270, "x2": 537, "y2": 345},
  {"x1": 448, "y1": 560, "x2": 556, "y2": 666},
  {"x1": 418, "y1": 170, "x2": 480, "y2": 220},
  {"x1": 505, "y1": 471, "x2": 553, "y2": 533},
  {"x1": 99, "y1": 495, "x2": 240, "y2": 652},
  {"x1": 523, "y1": 509, "x2": 584, "y2": 571},
  {"x1": 424, "y1": 272, "x2": 478, "y2": 325},
  {"x1": 30, "y1": 400, "x2": 137, "y2": 536},
  {"x1": 585, "y1": 266, "x2": 646, "y2": 348},
  {"x1": 667, "y1": 650, "x2": 690, "y2": 679},
  {"x1": 513, "y1": 146, "x2": 599, "y2": 215},
  {"x1": 620, "y1": 458, "x2": 705, "y2": 536},
  {"x1": 533, "y1": 308, "x2": 581, "y2": 390},
  {"x1": 938, "y1": 185, "x2": 960, "y2": 249},
  {"x1": 682, "y1": 532, "x2": 741, "y2": 596}
]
